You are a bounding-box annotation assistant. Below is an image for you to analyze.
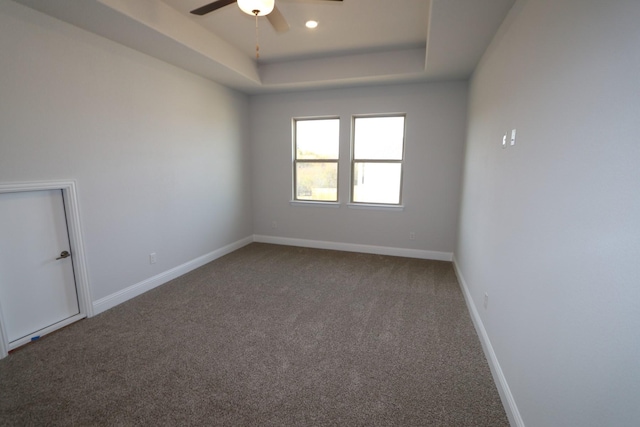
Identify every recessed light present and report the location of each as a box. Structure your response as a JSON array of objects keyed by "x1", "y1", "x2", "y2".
[{"x1": 305, "y1": 20, "x2": 318, "y2": 29}]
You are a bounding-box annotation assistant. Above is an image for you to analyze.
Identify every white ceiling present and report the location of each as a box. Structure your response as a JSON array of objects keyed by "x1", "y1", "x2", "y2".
[
  {"x1": 162, "y1": 0, "x2": 430, "y2": 62},
  {"x1": 11, "y1": 0, "x2": 515, "y2": 94}
]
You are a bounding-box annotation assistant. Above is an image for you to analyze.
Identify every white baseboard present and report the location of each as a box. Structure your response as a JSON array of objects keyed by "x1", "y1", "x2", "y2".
[
  {"x1": 90, "y1": 239, "x2": 520, "y2": 424},
  {"x1": 253, "y1": 235, "x2": 453, "y2": 261},
  {"x1": 92, "y1": 236, "x2": 253, "y2": 315},
  {"x1": 452, "y1": 255, "x2": 524, "y2": 427},
  {"x1": 92, "y1": 236, "x2": 451, "y2": 317}
]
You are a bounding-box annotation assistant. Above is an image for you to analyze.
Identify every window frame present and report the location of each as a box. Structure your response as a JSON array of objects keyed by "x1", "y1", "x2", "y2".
[
  {"x1": 350, "y1": 113, "x2": 407, "y2": 206},
  {"x1": 292, "y1": 116, "x2": 341, "y2": 203}
]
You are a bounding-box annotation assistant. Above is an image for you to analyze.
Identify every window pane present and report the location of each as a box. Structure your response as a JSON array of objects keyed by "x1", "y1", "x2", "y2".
[
  {"x1": 296, "y1": 162, "x2": 338, "y2": 201},
  {"x1": 352, "y1": 162, "x2": 401, "y2": 204},
  {"x1": 296, "y1": 119, "x2": 340, "y2": 159},
  {"x1": 353, "y1": 116, "x2": 404, "y2": 160}
]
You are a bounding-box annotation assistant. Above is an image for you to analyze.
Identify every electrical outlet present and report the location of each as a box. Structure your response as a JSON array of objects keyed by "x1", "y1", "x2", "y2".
[
  {"x1": 510, "y1": 129, "x2": 517, "y2": 146},
  {"x1": 483, "y1": 293, "x2": 489, "y2": 309},
  {"x1": 271, "y1": 220, "x2": 278, "y2": 229},
  {"x1": 149, "y1": 253, "x2": 157, "y2": 264},
  {"x1": 409, "y1": 232, "x2": 416, "y2": 240}
]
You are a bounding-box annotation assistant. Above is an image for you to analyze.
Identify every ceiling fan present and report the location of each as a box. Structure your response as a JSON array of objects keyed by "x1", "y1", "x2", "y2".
[{"x1": 190, "y1": 0, "x2": 343, "y2": 34}]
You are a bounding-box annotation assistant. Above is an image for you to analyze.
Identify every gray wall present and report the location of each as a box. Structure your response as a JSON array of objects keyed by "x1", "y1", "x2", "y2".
[
  {"x1": 0, "y1": 1, "x2": 253, "y2": 302},
  {"x1": 250, "y1": 82, "x2": 468, "y2": 256},
  {"x1": 456, "y1": 0, "x2": 640, "y2": 425}
]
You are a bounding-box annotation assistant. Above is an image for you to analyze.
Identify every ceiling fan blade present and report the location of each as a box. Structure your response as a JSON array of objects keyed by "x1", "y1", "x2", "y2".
[
  {"x1": 267, "y1": 5, "x2": 290, "y2": 33},
  {"x1": 190, "y1": 0, "x2": 237, "y2": 16}
]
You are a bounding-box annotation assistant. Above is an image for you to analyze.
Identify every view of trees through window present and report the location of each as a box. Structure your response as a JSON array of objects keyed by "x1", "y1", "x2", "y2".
[
  {"x1": 294, "y1": 118, "x2": 339, "y2": 201},
  {"x1": 293, "y1": 114, "x2": 405, "y2": 205}
]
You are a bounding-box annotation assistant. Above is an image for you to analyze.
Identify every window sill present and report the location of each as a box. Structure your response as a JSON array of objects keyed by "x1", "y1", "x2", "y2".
[
  {"x1": 289, "y1": 200, "x2": 341, "y2": 208},
  {"x1": 347, "y1": 203, "x2": 404, "y2": 212}
]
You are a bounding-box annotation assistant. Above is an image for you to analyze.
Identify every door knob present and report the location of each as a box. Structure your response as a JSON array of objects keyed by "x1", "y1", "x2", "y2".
[{"x1": 56, "y1": 251, "x2": 71, "y2": 260}]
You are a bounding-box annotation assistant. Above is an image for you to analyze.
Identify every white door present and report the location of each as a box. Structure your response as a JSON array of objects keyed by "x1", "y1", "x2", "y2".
[{"x1": 0, "y1": 190, "x2": 80, "y2": 347}]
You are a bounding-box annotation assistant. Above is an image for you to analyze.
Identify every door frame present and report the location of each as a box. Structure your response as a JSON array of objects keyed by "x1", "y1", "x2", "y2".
[{"x1": 0, "y1": 180, "x2": 93, "y2": 359}]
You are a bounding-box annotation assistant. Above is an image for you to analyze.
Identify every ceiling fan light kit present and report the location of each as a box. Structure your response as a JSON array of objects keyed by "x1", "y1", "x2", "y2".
[
  {"x1": 190, "y1": 0, "x2": 343, "y2": 28},
  {"x1": 237, "y1": 0, "x2": 274, "y2": 16},
  {"x1": 190, "y1": 0, "x2": 343, "y2": 58}
]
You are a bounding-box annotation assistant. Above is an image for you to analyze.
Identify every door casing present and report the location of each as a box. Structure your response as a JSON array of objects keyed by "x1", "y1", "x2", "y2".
[{"x1": 0, "y1": 180, "x2": 92, "y2": 359}]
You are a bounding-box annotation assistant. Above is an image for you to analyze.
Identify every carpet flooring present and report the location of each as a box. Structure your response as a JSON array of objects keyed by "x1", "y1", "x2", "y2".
[{"x1": 0, "y1": 243, "x2": 508, "y2": 426}]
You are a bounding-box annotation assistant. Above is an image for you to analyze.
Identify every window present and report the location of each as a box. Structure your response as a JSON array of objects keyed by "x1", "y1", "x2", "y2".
[
  {"x1": 293, "y1": 118, "x2": 340, "y2": 202},
  {"x1": 351, "y1": 114, "x2": 406, "y2": 205}
]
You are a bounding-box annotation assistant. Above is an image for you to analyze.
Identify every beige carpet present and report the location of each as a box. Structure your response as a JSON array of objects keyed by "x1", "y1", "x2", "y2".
[{"x1": 0, "y1": 243, "x2": 508, "y2": 426}]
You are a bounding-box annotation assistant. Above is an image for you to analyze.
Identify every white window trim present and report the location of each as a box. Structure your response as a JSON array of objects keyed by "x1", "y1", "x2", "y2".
[
  {"x1": 347, "y1": 202, "x2": 405, "y2": 211},
  {"x1": 290, "y1": 200, "x2": 341, "y2": 208}
]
